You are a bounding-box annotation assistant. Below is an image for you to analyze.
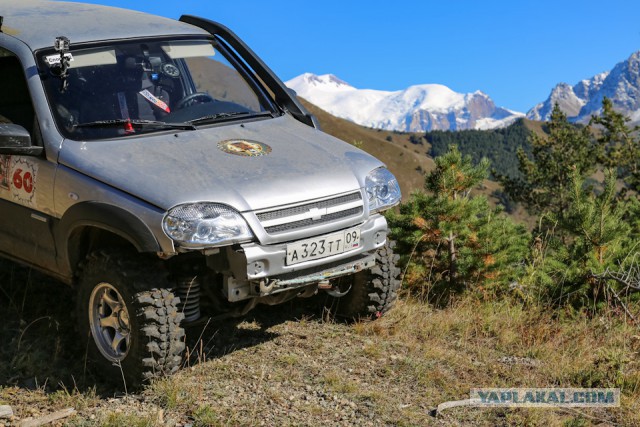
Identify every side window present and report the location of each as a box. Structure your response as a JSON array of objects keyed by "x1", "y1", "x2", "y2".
[{"x1": 0, "y1": 48, "x2": 36, "y2": 136}]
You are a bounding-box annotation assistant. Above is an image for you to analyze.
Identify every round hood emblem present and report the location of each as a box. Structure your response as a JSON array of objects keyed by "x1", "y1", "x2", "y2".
[{"x1": 218, "y1": 139, "x2": 272, "y2": 157}]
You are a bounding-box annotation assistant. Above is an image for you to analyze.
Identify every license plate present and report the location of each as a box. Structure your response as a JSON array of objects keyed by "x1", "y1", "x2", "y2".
[{"x1": 286, "y1": 227, "x2": 361, "y2": 265}]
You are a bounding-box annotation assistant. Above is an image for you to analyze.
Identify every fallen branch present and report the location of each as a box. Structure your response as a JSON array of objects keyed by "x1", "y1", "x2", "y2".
[
  {"x1": 18, "y1": 408, "x2": 76, "y2": 427},
  {"x1": 608, "y1": 284, "x2": 638, "y2": 325},
  {"x1": 430, "y1": 398, "x2": 482, "y2": 416},
  {"x1": 591, "y1": 253, "x2": 640, "y2": 291},
  {"x1": 589, "y1": 255, "x2": 640, "y2": 324}
]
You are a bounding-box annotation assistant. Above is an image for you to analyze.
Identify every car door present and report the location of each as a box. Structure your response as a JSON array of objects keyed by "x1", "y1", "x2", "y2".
[{"x1": 0, "y1": 47, "x2": 58, "y2": 272}]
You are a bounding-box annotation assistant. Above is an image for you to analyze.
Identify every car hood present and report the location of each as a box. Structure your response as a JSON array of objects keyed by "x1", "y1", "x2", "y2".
[{"x1": 58, "y1": 115, "x2": 384, "y2": 212}]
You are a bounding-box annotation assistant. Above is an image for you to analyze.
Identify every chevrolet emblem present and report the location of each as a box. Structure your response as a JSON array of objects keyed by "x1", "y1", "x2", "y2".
[{"x1": 308, "y1": 207, "x2": 326, "y2": 221}]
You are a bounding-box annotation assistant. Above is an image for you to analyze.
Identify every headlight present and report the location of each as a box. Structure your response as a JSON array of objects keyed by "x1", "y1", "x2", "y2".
[
  {"x1": 163, "y1": 203, "x2": 253, "y2": 248},
  {"x1": 365, "y1": 167, "x2": 401, "y2": 213}
]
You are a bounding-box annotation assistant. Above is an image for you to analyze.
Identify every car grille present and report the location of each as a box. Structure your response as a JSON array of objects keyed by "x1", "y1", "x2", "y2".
[{"x1": 256, "y1": 192, "x2": 364, "y2": 234}]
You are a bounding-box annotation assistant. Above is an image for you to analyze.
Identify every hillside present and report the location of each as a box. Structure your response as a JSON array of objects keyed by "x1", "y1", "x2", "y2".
[
  {"x1": 1, "y1": 263, "x2": 637, "y2": 426},
  {"x1": 426, "y1": 118, "x2": 541, "y2": 179}
]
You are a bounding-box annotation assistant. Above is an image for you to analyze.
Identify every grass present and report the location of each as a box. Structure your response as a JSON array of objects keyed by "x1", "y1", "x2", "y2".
[{"x1": 1, "y1": 259, "x2": 639, "y2": 426}]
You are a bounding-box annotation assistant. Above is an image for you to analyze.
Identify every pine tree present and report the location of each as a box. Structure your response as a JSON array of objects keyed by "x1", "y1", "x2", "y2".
[
  {"x1": 423, "y1": 146, "x2": 490, "y2": 284},
  {"x1": 548, "y1": 168, "x2": 634, "y2": 306},
  {"x1": 563, "y1": 168, "x2": 629, "y2": 271},
  {"x1": 497, "y1": 104, "x2": 595, "y2": 226},
  {"x1": 590, "y1": 97, "x2": 640, "y2": 195},
  {"x1": 388, "y1": 146, "x2": 529, "y2": 297}
]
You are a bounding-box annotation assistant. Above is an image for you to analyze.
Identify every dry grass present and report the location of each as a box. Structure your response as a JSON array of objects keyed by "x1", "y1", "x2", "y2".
[
  {"x1": 2, "y1": 259, "x2": 638, "y2": 426},
  {"x1": 353, "y1": 298, "x2": 640, "y2": 425}
]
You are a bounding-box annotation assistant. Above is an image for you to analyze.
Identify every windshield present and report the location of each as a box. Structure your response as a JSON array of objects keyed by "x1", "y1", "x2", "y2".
[{"x1": 39, "y1": 37, "x2": 276, "y2": 140}]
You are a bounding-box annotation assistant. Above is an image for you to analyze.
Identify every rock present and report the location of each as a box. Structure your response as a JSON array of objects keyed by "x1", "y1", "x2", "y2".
[
  {"x1": 0, "y1": 406, "x2": 12, "y2": 419},
  {"x1": 17, "y1": 408, "x2": 76, "y2": 427}
]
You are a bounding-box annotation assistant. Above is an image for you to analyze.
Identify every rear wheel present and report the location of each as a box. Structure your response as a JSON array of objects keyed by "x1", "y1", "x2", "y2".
[
  {"x1": 76, "y1": 251, "x2": 185, "y2": 388},
  {"x1": 324, "y1": 240, "x2": 401, "y2": 319}
]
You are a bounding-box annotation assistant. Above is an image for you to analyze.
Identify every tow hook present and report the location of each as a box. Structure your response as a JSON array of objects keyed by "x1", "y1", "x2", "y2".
[
  {"x1": 323, "y1": 280, "x2": 352, "y2": 298},
  {"x1": 259, "y1": 279, "x2": 275, "y2": 294}
]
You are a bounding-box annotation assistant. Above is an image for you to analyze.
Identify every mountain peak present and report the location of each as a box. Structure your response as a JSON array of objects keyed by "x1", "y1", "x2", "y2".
[
  {"x1": 286, "y1": 73, "x2": 523, "y2": 131},
  {"x1": 293, "y1": 73, "x2": 354, "y2": 91},
  {"x1": 527, "y1": 50, "x2": 640, "y2": 123}
]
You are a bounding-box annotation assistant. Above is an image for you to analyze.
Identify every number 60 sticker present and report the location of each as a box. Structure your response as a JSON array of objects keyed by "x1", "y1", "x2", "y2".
[
  {"x1": 10, "y1": 157, "x2": 38, "y2": 207},
  {"x1": 13, "y1": 168, "x2": 34, "y2": 193}
]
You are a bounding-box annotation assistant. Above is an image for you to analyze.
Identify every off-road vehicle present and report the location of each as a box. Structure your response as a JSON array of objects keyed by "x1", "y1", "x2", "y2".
[{"x1": 0, "y1": 1, "x2": 401, "y2": 386}]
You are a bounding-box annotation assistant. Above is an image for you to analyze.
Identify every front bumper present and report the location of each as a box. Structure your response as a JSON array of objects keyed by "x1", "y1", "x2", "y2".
[{"x1": 219, "y1": 214, "x2": 388, "y2": 301}]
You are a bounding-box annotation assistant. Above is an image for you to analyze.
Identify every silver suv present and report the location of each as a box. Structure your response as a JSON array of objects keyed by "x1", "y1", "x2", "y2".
[{"x1": 0, "y1": 1, "x2": 401, "y2": 386}]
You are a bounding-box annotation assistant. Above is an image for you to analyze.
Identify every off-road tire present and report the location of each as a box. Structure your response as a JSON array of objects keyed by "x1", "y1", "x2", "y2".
[
  {"x1": 76, "y1": 251, "x2": 185, "y2": 389},
  {"x1": 325, "y1": 240, "x2": 401, "y2": 320}
]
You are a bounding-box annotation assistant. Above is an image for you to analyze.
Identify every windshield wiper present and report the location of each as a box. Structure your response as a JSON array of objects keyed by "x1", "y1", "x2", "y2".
[
  {"x1": 187, "y1": 111, "x2": 272, "y2": 125},
  {"x1": 75, "y1": 119, "x2": 196, "y2": 131}
]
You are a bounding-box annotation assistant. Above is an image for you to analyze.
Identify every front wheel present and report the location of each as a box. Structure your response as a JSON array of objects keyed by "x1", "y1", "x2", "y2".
[
  {"x1": 76, "y1": 251, "x2": 185, "y2": 388},
  {"x1": 323, "y1": 240, "x2": 401, "y2": 319}
]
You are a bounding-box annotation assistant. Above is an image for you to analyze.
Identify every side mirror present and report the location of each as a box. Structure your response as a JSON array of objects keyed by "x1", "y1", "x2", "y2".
[{"x1": 0, "y1": 124, "x2": 43, "y2": 156}]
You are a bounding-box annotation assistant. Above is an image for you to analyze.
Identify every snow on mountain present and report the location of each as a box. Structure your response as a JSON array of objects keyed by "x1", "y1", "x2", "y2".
[
  {"x1": 527, "y1": 50, "x2": 640, "y2": 123},
  {"x1": 286, "y1": 73, "x2": 524, "y2": 132}
]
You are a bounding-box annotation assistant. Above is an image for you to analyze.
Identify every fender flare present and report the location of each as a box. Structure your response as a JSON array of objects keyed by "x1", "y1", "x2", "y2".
[{"x1": 56, "y1": 202, "x2": 161, "y2": 278}]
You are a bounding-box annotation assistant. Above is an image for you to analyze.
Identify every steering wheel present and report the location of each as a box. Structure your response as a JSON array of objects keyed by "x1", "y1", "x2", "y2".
[{"x1": 175, "y1": 92, "x2": 215, "y2": 110}]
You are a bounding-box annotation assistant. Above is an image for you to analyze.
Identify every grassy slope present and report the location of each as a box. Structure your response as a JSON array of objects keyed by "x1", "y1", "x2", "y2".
[
  {"x1": 522, "y1": 118, "x2": 548, "y2": 137},
  {"x1": 2, "y1": 268, "x2": 638, "y2": 426}
]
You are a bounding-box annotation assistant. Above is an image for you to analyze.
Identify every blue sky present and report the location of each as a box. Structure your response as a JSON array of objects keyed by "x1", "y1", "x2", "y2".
[{"x1": 64, "y1": 0, "x2": 640, "y2": 113}]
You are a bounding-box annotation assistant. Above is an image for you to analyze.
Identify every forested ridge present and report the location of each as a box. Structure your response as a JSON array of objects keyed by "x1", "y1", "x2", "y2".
[{"x1": 425, "y1": 118, "x2": 533, "y2": 179}]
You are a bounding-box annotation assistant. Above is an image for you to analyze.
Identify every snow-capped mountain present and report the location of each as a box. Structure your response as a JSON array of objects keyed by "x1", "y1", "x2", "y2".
[
  {"x1": 286, "y1": 73, "x2": 524, "y2": 132},
  {"x1": 527, "y1": 51, "x2": 640, "y2": 123}
]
